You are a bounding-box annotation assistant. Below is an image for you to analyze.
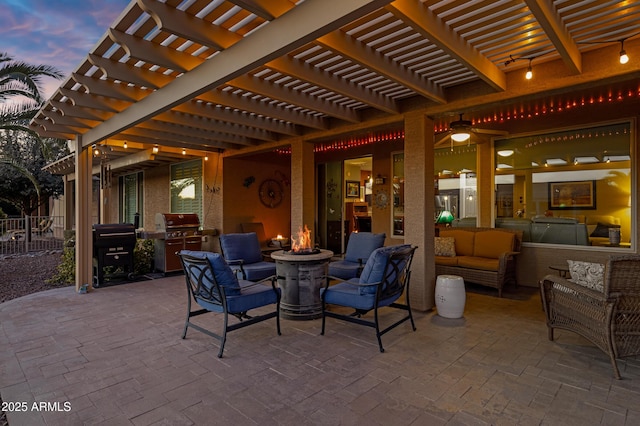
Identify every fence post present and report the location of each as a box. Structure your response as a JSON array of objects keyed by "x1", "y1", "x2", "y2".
[{"x1": 24, "y1": 215, "x2": 30, "y2": 253}]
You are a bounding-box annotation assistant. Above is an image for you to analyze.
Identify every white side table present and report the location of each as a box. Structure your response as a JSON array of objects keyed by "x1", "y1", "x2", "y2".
[{"x1": 435, "y1": 275, "x2": 466, "y2": 319}]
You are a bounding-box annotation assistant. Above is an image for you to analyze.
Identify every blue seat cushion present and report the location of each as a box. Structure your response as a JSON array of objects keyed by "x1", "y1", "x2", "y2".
[
  {"x1": 344, "y1": 232, "x2": 385, "y2": 263},
  {"x1": 198, "y1": 280, "x2": 281, "y2": 314},
  {"x1": 358, "y1": 244, "x2": 411, "y2": 295},
  {"x1": 241, "y1": 262, "x2": 276, "y2": 281},
  {"x1": 180, "y1": 250, "x2": 241, "y2": 296},
  {"x1": 320, "y1": 280, "x2": 400, "y2": 311},
  {"x1": 219, "y1": 232, "x2": 263, "y2": 264},
  {"x1": 328, "y1": 260, "x2": 361, "y2": 280}
]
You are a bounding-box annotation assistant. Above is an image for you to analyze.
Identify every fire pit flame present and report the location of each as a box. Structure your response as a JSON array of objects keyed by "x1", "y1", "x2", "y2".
[{"x1": 290, "y1": 225, "x2": 316, "y2": 254}]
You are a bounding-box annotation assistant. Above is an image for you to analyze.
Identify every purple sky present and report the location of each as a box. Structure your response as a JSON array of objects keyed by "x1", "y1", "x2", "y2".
[{"x1": 1, "y1": 0, "x2": 129, "y2": 99}]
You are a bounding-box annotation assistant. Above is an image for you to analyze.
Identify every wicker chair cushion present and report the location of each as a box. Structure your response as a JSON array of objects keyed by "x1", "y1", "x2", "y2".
[
  {"x1": 473, "y1": 231, "x2": 514, "y2": 259},
  {"x1": 434, "y1": 237, "x2": 456, "y2": 257},
  {"x1": 440, "y1": 230, "x2": 474, "y2": 256},
  {"x1": 567, "y1": 260, "x2": 604, "y2": 292}
]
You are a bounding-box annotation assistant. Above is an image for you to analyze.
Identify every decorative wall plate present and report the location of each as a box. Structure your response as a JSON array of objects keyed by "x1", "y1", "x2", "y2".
[
  {"x1": 375, "y1": 188, "x2": 389, "y2": 209},
  {"x1": 259, "y1": 178, "x2": 284, "y2": 208}
]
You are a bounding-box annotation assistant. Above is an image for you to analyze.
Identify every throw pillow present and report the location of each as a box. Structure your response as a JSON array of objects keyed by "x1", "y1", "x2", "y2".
[
  {"x1": 434, "y1": 237, "x2": 456, "y2": 257},
  {"x1": 590, "y1": 222, "x2": 621, "y2": 238},
  {"x1": 567, "y1": 260, "x2": 604, "y2": 292}
]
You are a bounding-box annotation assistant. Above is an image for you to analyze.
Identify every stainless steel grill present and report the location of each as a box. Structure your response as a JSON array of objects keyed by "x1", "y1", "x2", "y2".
[
  {"x1": 154, "y1": 213, "x2": 202, "y2": 273},
  {"x1": 92, "y1": 223, "x2": 137, "y2": 287}
]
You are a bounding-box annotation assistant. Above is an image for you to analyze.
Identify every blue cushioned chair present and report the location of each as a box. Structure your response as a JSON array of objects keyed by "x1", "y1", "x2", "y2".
[
  {"x1": 178, "y1": 250, "x2": 281, "y2": 357},
  {"x1": 328, "y1": 232, "x2": 386, "y2": 280},
  {"x1": 219, "y1": 232, "x2": 277, "y2": 281},
  {"x1": 321, "y1": 244, "x2": 417, "y2": 352}
]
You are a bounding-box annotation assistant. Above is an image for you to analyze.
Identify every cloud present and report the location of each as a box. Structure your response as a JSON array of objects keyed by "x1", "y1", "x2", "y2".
[{"x1": 2, "y1": 0, "x2": 128, "y2": 98}]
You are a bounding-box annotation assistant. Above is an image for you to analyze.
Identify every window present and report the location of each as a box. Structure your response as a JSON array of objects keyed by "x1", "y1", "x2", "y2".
[
  {"x1": 493, "y1": 121, "x2": 632, "y2": 247},
  {"x1": 434, "y1": 146, "x2": 477, "y2": 224},
  {"x1": 119, "y1": 172, "x2": 143, "y2": 227},
  {"x1": 171, "y1": 159, "x2": 203, "y2": 222}
]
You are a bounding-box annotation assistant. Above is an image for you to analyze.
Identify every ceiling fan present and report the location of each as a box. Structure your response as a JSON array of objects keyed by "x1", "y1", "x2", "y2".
[{"x1": 435, "y1": 113, "x2": 508, "y2": 149}]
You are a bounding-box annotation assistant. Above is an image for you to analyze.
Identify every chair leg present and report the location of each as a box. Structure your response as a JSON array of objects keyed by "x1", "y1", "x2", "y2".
[
  {"x1": 374, "y1": 308, "x2": 384, "y2": 353},
  {"x1": 182, "y1": 297, "x2": 192, "y2": 339},
  {"x1": 218, "y1": 312, "x2": 229, "y2": 358},
  {"x1": 276, "y1": 301, "x2": 282, "y2": 336}
]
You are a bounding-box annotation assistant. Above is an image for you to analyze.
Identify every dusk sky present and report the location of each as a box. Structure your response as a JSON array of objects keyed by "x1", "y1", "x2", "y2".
[{"x1": 1, "y1": 0, "x2": 130, "y2": 99}]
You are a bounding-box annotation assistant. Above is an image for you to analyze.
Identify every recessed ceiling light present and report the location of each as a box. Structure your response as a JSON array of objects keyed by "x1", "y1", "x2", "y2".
[
  {"x1": 545, "y1": 158, "x2": 567, "y2": 166},
  {"x1": 604, "y1": 155, "x2": 631, "y2": 162},
  {"x1": 574, "y1": 156, "x2": 599, "y2": 164}
]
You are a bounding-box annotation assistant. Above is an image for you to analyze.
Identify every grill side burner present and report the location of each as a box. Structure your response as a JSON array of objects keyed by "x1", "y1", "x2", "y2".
[
  {"x1": 154, "y1": 213, "x2": 202, "y2": 273},
  {"x1": 92, "y1": 223, "x2": 137, "y2": 287}
]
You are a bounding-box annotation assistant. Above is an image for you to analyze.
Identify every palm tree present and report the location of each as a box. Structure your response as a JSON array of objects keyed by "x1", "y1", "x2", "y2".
[
  {"x1": 0, "y1": 52, "x2": 65, "y2": 215},
  {"x1": 0, "y1": 51, "x2": 63, "y2": 133}
]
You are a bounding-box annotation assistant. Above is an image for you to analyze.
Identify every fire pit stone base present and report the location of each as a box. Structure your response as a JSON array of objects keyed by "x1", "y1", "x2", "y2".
[{"x1": 271, "y1": 249, "x2": 333, "y2": 320}]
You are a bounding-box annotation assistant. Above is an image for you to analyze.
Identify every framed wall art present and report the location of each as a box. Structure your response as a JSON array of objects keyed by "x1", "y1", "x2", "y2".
[
  {"x1": 548, "y1": 180, "x2": 596, "y2": 210},
  {"x1": 345, "y1": 180, "x2": 360, "y2": 198}
]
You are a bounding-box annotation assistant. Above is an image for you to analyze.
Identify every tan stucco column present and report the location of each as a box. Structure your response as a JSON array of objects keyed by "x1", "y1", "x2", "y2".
[
  {"x1": 75, "y1": 136, "x2": 93, "y2": 291},
  {"x1": 404, "y1": 112, "x2": 435, "y2": 311},
  {"x1": 290, "y1": 139, "x2": 315, "y2": 238}
]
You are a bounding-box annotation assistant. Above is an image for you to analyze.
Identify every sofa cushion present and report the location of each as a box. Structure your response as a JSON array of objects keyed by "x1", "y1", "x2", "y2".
[
  {"x1": 456, "y1": 256, "x2": 499, "y2": 272},
  {"x1": 567, "y1": 260, "x2": 604, "y2": 292},
  {"x1": 435, "y1": 256, "x2": 458, "y2": 266},
  {"x1": 473, "y1": 231, "x2": 514, "y2": 259},
  {"x1": 590, "y1": 222, "x2": 621, "y2": 238},
  {"x1": 439, "y1": 230, "x2": 475, "y2": 256},
  {"x1": 434, "y1": 237, "x2": 456, "y2": 257}
]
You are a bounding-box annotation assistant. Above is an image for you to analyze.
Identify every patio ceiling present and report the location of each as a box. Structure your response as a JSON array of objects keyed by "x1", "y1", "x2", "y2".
[{"x1": 30, "y1": 0, "x2": 640, "y2": 156}]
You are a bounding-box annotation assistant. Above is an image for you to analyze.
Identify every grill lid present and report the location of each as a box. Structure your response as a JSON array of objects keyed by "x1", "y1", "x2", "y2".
[{"x1": 155, "y1": 213, "x2": 200, "y2": 231}]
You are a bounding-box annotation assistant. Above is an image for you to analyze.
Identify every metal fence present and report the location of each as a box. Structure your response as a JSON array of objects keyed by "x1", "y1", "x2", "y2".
[{"x1": 0, "y1": 215, "x2": 64, "y2": 256}]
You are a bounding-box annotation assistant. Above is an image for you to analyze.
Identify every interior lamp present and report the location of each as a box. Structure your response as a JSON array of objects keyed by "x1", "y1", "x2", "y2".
[{"x1": 436, "y1": 210, "x2": 454, "y2": 225}]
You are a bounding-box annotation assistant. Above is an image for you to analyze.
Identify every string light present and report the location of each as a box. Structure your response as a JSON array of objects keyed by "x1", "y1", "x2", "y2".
[
  {"x1": 204, "y1": 152, "x2": 209, "y2": 161},
  {"x1": 620, "y1": 39, "x2": 629, "y2": 64},
  {"x1": 182, "y1": 148, "x2": 186, "y2": 155},
  {"x1": 152, "y1": 144, "x2": 159, "y2": 154},
  {"x1": 123, "y1": 140, "x2": 128, "y2": 149},
  {"x1": 525, "y1": 59, "x2": 533, "y2": 80}
]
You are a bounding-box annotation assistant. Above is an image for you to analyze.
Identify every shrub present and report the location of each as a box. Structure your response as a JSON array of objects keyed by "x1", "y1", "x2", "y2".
[{"x1": 47, "y1": 237, "x2": 155, "y2": 284}]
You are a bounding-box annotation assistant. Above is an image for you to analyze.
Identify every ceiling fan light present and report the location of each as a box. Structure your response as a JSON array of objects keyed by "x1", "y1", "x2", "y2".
[{"x1": 451, "y1": 131, "x2": 470, "y2": 142}]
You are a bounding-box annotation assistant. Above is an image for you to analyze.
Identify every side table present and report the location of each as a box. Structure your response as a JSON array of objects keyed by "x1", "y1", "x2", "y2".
[{"x1": 548, "y1": 265, "x2": 570, "y2": 278}]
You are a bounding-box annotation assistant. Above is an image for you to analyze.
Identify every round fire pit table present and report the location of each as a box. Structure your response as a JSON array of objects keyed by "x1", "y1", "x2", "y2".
[{"x1": 271, "y1": 249, "x2": 334, "y2": 320}]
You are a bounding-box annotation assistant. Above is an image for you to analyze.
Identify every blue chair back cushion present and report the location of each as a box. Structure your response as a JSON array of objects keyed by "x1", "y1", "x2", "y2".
[
  {"x1": 219, "y1": 233, "x2": 263, "y2": 264},
  {"x1": 344, "y1": 232, "x2": 386, "y2": 263},
  {"x1": 358, "y1": 244, "x2": 411, "y2": 295},
  {"x1": 180, "y1": 250, "x2": 241, "y2": 296}
]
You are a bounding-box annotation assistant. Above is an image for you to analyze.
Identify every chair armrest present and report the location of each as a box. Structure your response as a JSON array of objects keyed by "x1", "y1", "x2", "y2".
[{"x1": 323, "y1": 275, "x2": 381, "y2": 289}]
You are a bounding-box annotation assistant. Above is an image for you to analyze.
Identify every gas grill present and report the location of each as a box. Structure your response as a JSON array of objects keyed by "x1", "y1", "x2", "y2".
[
  {"x1": 93, "y1": 223, "x2": 137, "y2": 287},
  {"x1": 154, "y1": 213, "x2": 202, "y2": 273}
]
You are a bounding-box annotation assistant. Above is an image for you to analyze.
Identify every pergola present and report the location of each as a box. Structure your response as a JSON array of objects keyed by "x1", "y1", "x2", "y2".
[{"x1": 30, "y1": 0, "x2": 640, "y2": 307}]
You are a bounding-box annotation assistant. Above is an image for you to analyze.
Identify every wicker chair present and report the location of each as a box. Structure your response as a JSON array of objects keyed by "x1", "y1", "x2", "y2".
[{"x1": 540, "y1": 255, "x2": 640, "y2": 379}]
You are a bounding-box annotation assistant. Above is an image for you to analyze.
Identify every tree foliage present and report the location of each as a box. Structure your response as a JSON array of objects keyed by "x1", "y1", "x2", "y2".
[
  {"x1": 0, "y1": 52, "x2": 67, "y2": 215},
  {"x1": 0, "y1": 131, "x2": 68, "y2": 215}
]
